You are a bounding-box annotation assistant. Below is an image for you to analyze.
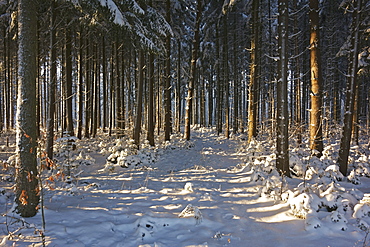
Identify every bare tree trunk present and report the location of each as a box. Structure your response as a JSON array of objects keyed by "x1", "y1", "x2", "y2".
[
  {"x1": 184, "y1": 0, "x2": 202, "y2": 140},
  {"x1": 248, "y1": 0, "x2": 259, "y2": 143},
  {"x1": 133, "y1": 50, "x2": 145, "y2": 146},
  {"x1": 102, "y1": 36, "x2": 107, "y2": 132},
  {"x1": 147, "y1": 52, "x2": 155, "y2": 146},
  {"x1": 15, "y1": 0, "x2": 39, "y2": 217},
  {"x1": 176, "y1": 39, "x2": 181, "y2": 132},
  {"x1": 276, "y1": 0, "x2": 290, "y2": 177},
  {"x1": 64, "y1": 27, "x2": 75, "y2": 147},
  {"x1": 216, "y1": 27, "x2": 223, "y2": 135},
  {"x1": 164, "y1": 0, "x2": 172, "y2": 141},
  {"x1": 223, "y1": 15, "x2": 230, "y2": 139},
  {"x1": 76, "y1": 28, "x2": 84, "y2": 139},
  {"x1": 233, "y1": 14, "x2": 239, "y2": 134},
  {"x1": 309, "y1": 0, "x2": 323, "y2": 156},
  {"x1": 46, "y1": 0, "x2": 57, "y2": 160},
  {"x1": 338, "y1": 0, "x2": 362, "y2": 176},
  {"x1": 84, "y1": 37, "x2": 91, "y2": 138}
]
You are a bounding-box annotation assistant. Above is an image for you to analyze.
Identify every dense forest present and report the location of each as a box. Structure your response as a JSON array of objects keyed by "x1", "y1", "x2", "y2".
[{"x1": 0, "y1": 0, "x2": 369, "y2": 218}]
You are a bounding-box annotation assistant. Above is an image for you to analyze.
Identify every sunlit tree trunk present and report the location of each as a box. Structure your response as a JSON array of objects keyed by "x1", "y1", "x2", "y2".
[
  {"x1": 15, "y1": 0, "x2": 40, "y2": 217},
  {"x1": 309, "y1": 0, "x2": 323, "y2": 156}
]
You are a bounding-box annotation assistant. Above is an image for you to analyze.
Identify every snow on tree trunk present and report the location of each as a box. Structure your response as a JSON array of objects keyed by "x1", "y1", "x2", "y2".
[
  {"x1": 338, "y1": 0, "x2": 362, "y2": 176},
  {"x1": 276, "y1": 0, "x2": 290, "y2": 177},
  {"x1": 15, "y1": 0, "x2": 40, "y2": 217},
  {"x1": 309, "y1": 0, "x2": 324, "y2": 156}
]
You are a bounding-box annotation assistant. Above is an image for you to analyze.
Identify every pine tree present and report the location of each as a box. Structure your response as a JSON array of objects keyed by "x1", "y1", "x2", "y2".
[
  {"x1": 309, "y1": 0, "x2": 323, "y2": 156},
  {"x1": 276, "y1": 0, "x2": 290, "y2": 177},
  {"x1": 15, "y1": 0, "x2": 40, "y2": 217}
]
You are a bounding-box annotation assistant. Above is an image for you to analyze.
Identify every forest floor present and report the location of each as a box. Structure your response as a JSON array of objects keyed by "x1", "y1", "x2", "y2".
[{"x1": 0, "y1": 128, "x2": 369, "y2": 246}]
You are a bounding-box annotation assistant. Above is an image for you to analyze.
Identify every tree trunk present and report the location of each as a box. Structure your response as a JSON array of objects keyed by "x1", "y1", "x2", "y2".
[
  {"x1": 76, "y1": 28, "x2": 84, "y2": 139},
  {"x1": 15, "y1": 0, "x2": 40, "y2": 217},
  {"x1": 276, "y1": 0, "x2": 290, "y2": 177},
  {"x1": 84, "y1": 37, "x2": 91, "y2": 138},
  {"x1": 46, "y1": 0, "x2": 57, "y2": 160},
  {"x1": 64, "y1": 26, "x2": 75, "y2": 146},
  {"x1": 164, "y1": 0, "x2": 172, "y2": 141},
  {"x1": 147, "y1": 52, "x2": 155, "y2": 146},
  {"x1": 309, "y1": 0, "x2": 323, "y2": 156},
  {"x1": 133, "y1": 50, "x2": 145, "y2": 146},
  {"x1": 223, "y1": 15, "x2": 230, "y2": 139},
  {"x1": 184, "y1": 0, "x2": 202, "y2": 140},
  {"x1": 248, "y1": 0, "x2": 259, "y2": 143},
  {"x1": 176, "y1": 39, "x2": 181, "y2": 132},
  {"x1": 216, "y1": 26, "x2": 223, "y2": 135},
  {"x1": 338, "y1": 0, "x2": 362, "y2": 176}
]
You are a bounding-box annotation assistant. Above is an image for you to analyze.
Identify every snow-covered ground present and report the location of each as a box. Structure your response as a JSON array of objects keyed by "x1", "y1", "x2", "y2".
[{"x1": 1, "y1": 128, "x2": 370, "y2": 246}]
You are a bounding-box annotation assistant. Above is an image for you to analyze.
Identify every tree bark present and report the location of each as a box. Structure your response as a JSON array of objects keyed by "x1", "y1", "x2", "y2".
[
  {"x1": 147, "y1": 52, "x2": 155, "y2": 146},
  {"x1": 223, "y1": 15, "x2": 230, "y2": 139},
  {"x1": 276, "y1": 0, "x2": 290, "y2": 177},
  {"x1": 248, "y1": 0, "x2": 259, "y2": 143},
  {"x1": 15, "y1": 0, "x2": 40, "y2": 217},
  {"x1": 46, "y1": 0, "x2": 57, "y2": 160},
  {"x1": 184, "y1": 0, "x2": 202, "y2": 140},
  {"x1": 133, "y1": 50, "x2": 145, "y2": 146},
  {"x1": 76, "y1": 28, "x2": 84, "y2": 139},
  {"x1": 338, "y1": 0, "x2": 362, "y2": 176},
  {"x1": 309, "y1": 0, "x2": 323, "y2": 156},
  {"x1": 164, "y1": 0, "x2": 172, "y2": 141},
  {"x1": 64, "y1": 26, "x2": 75, "y2": 146}
]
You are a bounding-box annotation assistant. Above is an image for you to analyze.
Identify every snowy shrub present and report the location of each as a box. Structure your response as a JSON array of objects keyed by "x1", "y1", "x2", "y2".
[
  {"x1": 289, "y1": 193, "x2": 322, "y2": 219},
  {"x1": 357, "y1": 219, "x2": 370, "y2": 231},
  {"x1": 348, "y1": 170, "x2": 361, "y2": 184},
  {"x1": 305, "y1": 215, "x2": 322, "y2": 230},
  {"x1": 260, "y1": 175, "x2": 284, "y2": 199},
  {"x1": 179, "y1": 204, "x2": 202, "y2": 224},
  {"x1": 323, "y1": 211, "x2": 348, "y2": 231},
  {"x1": 353, "y1": 203, "x2": 370, "y2": 218},
  {"x1": 290, "y1": 154, "x2": 306, "y2": 177}
]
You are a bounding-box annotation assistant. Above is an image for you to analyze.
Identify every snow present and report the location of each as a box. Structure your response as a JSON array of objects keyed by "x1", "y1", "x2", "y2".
[{"x1": 1, "y1": 128, "x2": 370, "y2": 246}]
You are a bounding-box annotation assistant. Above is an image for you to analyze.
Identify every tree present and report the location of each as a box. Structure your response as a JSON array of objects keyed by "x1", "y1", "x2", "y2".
[
  {"x1": 338, "y1": 0, "x2": 363, "y2": 176},
  {"x1": 309, "y1": 0, "x2": 323, "y2": 156},
  {"x1": 46, "y1": 0, "x2": 57, "y2": 160},
  {"x1": 184, "y1": 0, "x2": 202, "y2": 140},
  {"x1": 133, "y1": 50, "x2": 145, "y2": 146},
  {"x1": 248, "y1": 0, "x2": 260, "y2": 143},
  {"x1": 15, "y1": 0, "x2": 40, "y2": 217},
  {"x1": 164, "y1": 0, "x2": 172, "y2": 141},
  {"x1": 276, "y1": 0, "x2": 290, "y2": 177}
]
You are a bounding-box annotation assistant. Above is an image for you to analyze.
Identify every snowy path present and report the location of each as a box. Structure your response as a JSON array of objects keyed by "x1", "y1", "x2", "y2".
[{"x1": 0, "y1": 131, "x2": 362, "y2": 246}]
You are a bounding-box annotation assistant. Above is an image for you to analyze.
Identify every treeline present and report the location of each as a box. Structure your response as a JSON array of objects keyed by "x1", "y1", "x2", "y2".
[{"x1": 2, "y1": 0, "x2": 370, "y2": 177}]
